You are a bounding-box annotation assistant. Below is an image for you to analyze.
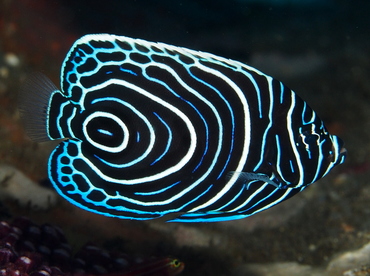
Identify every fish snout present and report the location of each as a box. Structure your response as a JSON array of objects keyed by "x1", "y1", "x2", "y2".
[{"x1": 328, "y1": 135, "x2": 346, "y2": 165}]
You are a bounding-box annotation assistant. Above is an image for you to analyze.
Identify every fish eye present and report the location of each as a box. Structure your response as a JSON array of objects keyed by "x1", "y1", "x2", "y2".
[
  {"x1": 327, "y1": 150, "x2": 334, "y2": 163},
  {"x1": 171, "y1": 259, "x2": 182, "y2": 268}
]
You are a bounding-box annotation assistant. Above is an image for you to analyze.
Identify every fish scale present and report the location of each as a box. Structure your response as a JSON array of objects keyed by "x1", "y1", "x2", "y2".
[{"x1": 18, "y1": 34, "x2": 346, "y2": 222}]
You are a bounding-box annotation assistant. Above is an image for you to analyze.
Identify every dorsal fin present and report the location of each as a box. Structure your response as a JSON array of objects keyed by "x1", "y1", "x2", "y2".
[{"x1": 18, "y1": 72, "x2": 59, "y2": 142}]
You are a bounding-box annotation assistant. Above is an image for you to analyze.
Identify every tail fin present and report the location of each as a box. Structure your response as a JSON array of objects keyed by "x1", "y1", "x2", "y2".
[{"x1": 18, "y1": 72, "x2": 59, "y2": 142}]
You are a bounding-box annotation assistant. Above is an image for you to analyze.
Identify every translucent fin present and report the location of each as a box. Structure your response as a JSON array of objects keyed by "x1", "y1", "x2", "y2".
[
  {"x1": 18, "y1": 72, "x2": 59, "y2": 142},
  {"x1": 226, "y1": 171, "x2": 283, "y2": 189}
]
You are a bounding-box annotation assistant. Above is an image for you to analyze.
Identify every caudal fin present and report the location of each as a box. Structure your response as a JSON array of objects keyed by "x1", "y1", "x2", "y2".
[{"x1": 18, "y1": 72, "x2": 58, "y2": 142}]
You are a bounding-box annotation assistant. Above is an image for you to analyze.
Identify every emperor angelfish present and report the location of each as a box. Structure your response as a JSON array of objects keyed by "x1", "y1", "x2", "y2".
[{"x1": 18, "y1": 34, "x2": 346, "y2": 222}]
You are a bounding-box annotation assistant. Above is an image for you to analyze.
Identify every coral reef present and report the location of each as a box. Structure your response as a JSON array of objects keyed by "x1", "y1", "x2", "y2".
[
  {"x1": 0, "y1": 217, "x2": 184, "y2": 276},
  {"x1": 0, "y1": 165, "x2": 57, "y2": 210}
]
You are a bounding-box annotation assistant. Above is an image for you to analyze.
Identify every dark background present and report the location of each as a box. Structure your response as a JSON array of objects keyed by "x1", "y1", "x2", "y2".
[{"x1": 0, "y1": 0, "x2": 369, "y2": 275}]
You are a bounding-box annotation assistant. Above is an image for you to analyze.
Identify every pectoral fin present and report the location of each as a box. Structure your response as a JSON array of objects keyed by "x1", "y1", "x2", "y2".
[{"x1": 227, "y1": 171, "x2": 286, "y2": 189}]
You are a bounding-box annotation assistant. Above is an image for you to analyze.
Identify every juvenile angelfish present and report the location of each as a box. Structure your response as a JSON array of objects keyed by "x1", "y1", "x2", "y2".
[{"x1": 18, "y1": 34, "x2": 346, "y2": 222}]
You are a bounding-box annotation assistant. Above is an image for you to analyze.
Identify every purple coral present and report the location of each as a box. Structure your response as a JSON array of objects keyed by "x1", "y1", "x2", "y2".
[
  {"x1": 0, "y1": 217, "x2": 71, "y2": 276},
  {"x1": 0, "y1": 217, "x2": 183, "y2": 276}
]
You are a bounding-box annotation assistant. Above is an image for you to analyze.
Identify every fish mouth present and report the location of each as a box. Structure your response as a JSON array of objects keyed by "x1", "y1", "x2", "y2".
[
  {"x1": 328, "y1": 136, "x2": 346, "y2": 165},
  {"x1": 338, "y1": 146, "x2": 347, "y2": 164}
]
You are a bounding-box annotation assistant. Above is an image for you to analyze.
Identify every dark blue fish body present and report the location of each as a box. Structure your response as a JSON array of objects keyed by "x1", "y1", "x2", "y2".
[{"x1": 19, "y1": 34, "x2": 346, "y2": 222}]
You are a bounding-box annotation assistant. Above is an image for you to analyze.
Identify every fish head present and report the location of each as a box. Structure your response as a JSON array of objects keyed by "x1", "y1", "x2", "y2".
[
  {"x1": 271, "y1": 107, "x2": 346, "y2": 189},
  {"x1": 296, "y1": 121, "x2": 346, "y2": 166}
]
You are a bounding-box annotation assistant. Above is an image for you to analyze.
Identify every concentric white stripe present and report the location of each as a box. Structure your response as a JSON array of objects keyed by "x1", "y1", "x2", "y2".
[
  {"x1": 282, "y1": 93, "x2": 305, "y2": 188},
  {"x1": 91, "y1": 97, "x2": 155, "y2": 167},
  {"x1": 67, "y1": 60, "x2": 249, "y2": 207},
  {"x1": 253, "y1": 76, "x2": 274, "y2": 172},
  {"x1": 187, "y1": 62, "x2": 251, "y2": 212},
  {"x1": 82, "y1": 111, "x2": 129, "y2": 153},
  {"x1": 51, "y1": 34, "x2": 347, "y2": 221},
  {"x1": 76, "y1": 79, "x2": 198, "y2": 184}
]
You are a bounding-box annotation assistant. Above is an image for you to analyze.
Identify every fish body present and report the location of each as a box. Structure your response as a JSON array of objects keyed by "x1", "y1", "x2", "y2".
[
  {"x1": 119, "y1": 258, "x2": 184, "y2": 276},
  {"x1": 19, "y1": 34, "x2": 346, "y2": 222},
  {"x1": 80, "y1": 258, "x2": 184, "y2": 276}
]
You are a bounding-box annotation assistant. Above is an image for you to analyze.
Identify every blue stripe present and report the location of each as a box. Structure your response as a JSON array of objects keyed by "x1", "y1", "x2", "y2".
[
  {"x1": 150, "y1": 112, "x2": 173, "y2": 166},
  {"x1": 135, "y1": 181, "x2": 181, "y2": 196}
]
